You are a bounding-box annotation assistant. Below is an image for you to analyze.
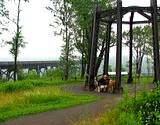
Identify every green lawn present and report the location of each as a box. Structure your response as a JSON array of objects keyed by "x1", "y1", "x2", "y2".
[
  {"x1": 0, "y1": 78, "x2": 84, "y2": 92},
  {"x1": 0, "y1": 86, "x2": 98, "y2": 122}
]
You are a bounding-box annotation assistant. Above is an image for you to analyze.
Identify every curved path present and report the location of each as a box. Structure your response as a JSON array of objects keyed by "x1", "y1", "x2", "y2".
[{"x1": 0, "y1": 83, "x2": 155, "y2": 125}]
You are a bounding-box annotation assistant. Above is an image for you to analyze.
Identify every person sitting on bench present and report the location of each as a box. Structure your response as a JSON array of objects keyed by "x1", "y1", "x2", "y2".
[{"x1": 98, "y1": 75, "x2": 110, "y2": 92}]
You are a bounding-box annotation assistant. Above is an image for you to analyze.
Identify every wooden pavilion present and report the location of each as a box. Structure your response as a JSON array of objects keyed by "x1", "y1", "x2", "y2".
[{"x1": 87, "y1": 0, "x2": 160, "y2": 92}]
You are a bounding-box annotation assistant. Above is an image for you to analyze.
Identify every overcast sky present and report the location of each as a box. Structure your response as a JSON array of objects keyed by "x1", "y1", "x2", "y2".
[{"x1": 0, "y1": 0, "x2": 159, "y2": 61}]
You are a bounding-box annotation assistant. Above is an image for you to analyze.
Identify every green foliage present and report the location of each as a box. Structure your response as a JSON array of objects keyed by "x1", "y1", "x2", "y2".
[
  {"x1": 0, "y1": 78, "x2": 7, "y2": 83},
  {"x1": 5, "y1": 0, "x2": 29, "y2": 81},
  {"x1": 59, "y1": 43, "x2": 78, "y2": 79},
  {"x1": 60, "y1": 58, "x2": 80, "y2": 78},
  {"x1": 26, "y1": 70, "x2": 39, "y2": 80},
  {"x1": 123, "y1": 26, "x2": 152, "y2": 56},
  {"x1": 118, "y1": 112, "x2": 141, "y2": 125},
  {"x1": 47, "y1": 0, "x2": 116, "y2": 79},
  {"x1": 0, "y1": 80, "x2": 34, "y2": 92},
  {"x1": 69, "y1": 0, "x2": 115, "y2": 63},
  {"x1": 0, "y1": 0, "x2": 9, "y2": 43},
  {"x1": 0, "y1": 78, "x2": 83, "y2": 93},
  {"x1": 121, "y1": 65, "x2": 127, "y2": 72},
  {"x1": 17, "y1": 68, "x2": 27, "y2": 80},
  {"x1": 117, "y1": 86, "x2": 160, "y2": 125},
  {"x1": 46, "y1": 68, "x2": 60, "y2": 77},
  {"x1": 0, "y1": 86, "x2": 98, "y2": 122},
  {"x1": 0, "y1": 0, "x2": 4, "y2": 12},
  {"x1": 7, "y1": 30, "x2": 26, "y2": 56},
  {"x1": 47, "y1": 0, "x2": 79, "y2": 80},
  {"x1": 123, "y1": 25, "x2": 152, "y2": 77},
  {"x1": 42, "y1": 68, "x2": 62, "y2": 79},
  {"x1": 133, "y1": 88, "x2": 160, "y2": 124},
  {"x1": 68, "y1": 0, "x2": 113, "y2": 30},
  {"x1": 44, "y1": 68, "x2": 55, "y2": 77}
]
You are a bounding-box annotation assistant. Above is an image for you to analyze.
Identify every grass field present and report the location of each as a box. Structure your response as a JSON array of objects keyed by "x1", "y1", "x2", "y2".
[
  {"x1": 0, "y1": 86, "x2": 98, "y2": 122},
  {"x1": 0, "y1": 76, "x2": 99, "y2": 122},
  {"x1": 0, "y1": 78, "x2": 83, "y2": 92}
]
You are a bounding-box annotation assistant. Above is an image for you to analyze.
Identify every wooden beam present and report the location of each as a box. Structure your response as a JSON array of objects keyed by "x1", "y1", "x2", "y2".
[
  {"x1": 101, "y1": 19, "x2": 153, "y2": 24},
  {"x1": 88, "y1": 6, "x2": 100, "y2": 90},
  {"x1": 122, "y1": 6, "x2": 152, "y2": 13},
  {"x1": 131, "y1": 20, "x2": 152, "y2": 24},
  {"x1": 85, "y1": 25, "x2": 93, "y2": 87},
  {"x1": 99, "y1": 6, "x2": 160, "y2": 19},
  {"x1": 128, "y1": 12, "x2": 134, "y2": 84},
  {"x1": 137, "y1": 11, "x2": 152, "y2": 20},
  {"x1": 151, "y1": 0, "x2": 160, "y2": 83},
  {"x1": 99, "y1": 8, "x2": 117, "y2": 18},
  {"x1": 103, "y1": 23, "x2": 112, "y2": 75},
  {"x1": 115, "y1": 0, "x2": 122, "y2": 92}
]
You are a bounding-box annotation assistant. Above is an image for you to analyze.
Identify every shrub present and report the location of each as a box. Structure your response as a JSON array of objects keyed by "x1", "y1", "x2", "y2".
[
  {"x1": 17, "y1": 69, "x2": 28, "y2": 80},
  {"x1": 119, "y1": 86, "x2": 160, "y2": 125},
  {"x1": 42, "y1": 68, "x2": 62, "y2": 79},
  {"x1": 133, "y1": 87, "x2": 160, "y2": 125},
  {"x1": 27, "y1": 70, "x2": 40, "y2": 79},
  {"x1": 0, "y1": 78, "x2": 83, "y2": 93}
]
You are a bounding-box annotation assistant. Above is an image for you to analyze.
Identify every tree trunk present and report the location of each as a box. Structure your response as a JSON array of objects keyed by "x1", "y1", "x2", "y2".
[
  {"x1": 81, "y1": 29, "x2": 86, "y2": 79},
  {"x1": 146, "y1": 57, "x2": 150, "y2": 76},
  {"x1": 64, "y1": 0, "x2": 69, "y2": 80},
  {"x1": 95, "y1": 40, "x2": 105, "y2": 76},
  {"x1": 136, "y1": 49, "x2": 139, "y2": 75},
  {"x1": 85, "y1": 28, "x2": 91, "y2": 86},
  {"x1": 14, "y1": 0, "x2": 21, "y2": 81},
  {"x1": 137, "y1": 54, "x2": 144, "y2": 79},
  {"x1": 81, "y1": 53, "x2": 86, "y2": 79},
  {"x1": 103, "y1": 23, "x2": 111, "y2": 75},
  {"x1": 64, "y1": 30, "x2": 69, "y2": 80},
  {"x1": 88, "y1": 6, "x2": 100, "y2": 90}
]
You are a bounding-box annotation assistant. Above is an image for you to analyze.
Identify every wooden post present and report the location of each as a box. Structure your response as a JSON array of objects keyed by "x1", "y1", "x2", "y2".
[
  {"x1": 103, "y1": 22, "x2": 112, "y2": 75},
  {"x1": 85, "y1": 30, "x2": 92, "y2": 87},
  {"x1": 128, "y1": 12, "x2": 134, "y2": 83},
  {"x1": 115, "y1": 0, "x2": 122, "y2": 92},
  {"x1": 151, "y1": 0, "x2": 160, "y2": 83},
  {"x1": 88, "y1": 6, "x2": 100, "y2": 90}
]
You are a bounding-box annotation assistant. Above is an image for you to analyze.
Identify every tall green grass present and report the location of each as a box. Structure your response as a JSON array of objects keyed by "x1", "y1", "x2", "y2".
[
  {"x1": 0, "y1": 86, "x2": 98, "y2": 122},
  {"x1": 0, "y1": 78, "x2": 83, "y2": 92}
]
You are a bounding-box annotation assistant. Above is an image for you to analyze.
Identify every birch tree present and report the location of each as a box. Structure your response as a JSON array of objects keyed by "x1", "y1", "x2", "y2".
[
  {"x1": 47, "y1": 0, "x2": 76, "y2": 80},
  {"x1": 123, "y1": 25, "x2": 152, "y2": 78},
  {"x1": 7, "y1": 0, "x2": 29, "y2": 81}
]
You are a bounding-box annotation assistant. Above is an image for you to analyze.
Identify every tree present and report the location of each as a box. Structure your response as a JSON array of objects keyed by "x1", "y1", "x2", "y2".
[
  {"x1": 95, "y1": 29, "x2": 116, "y2": 76},
  {"x1": 58, "y1": 41, "x2": 77, "y2": 79},
  {"x1": 0, "y1": 0, "x2": 9, "y2": 45},
  {"x1": 47, "y1": 0, "x2": 76, "y2": 80},
  {"x1": 47, "y1": 0, "x2": 115, "y2": 80},
  {"x1": 64, "y1": 0, "x2": 94, "y2": 79},
  {"x1": 67, "y1": 0, "x2": 115, "y2": 79},
  {"x1": 7, "y1": 0, "x2": 28, "y2": 81},
  {"x1": 74, "y1": 29, "x2": 89, "y2": 78},
  {"x1": 123, "y1": 25, "x2": 152, "y2": 79}
]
